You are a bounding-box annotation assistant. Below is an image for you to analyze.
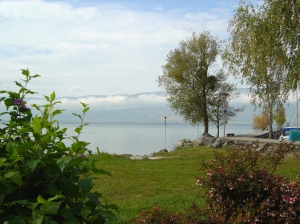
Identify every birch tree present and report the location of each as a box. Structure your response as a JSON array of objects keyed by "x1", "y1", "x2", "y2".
[{"x1": 223, "y1": 1, "x2": 291, "y2": 138}]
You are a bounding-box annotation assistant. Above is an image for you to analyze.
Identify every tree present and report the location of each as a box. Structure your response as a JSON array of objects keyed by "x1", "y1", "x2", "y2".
[
  {"x1": 262, "y1": 0, "x2": 300, "y2": 89},
  {"x1": 158, "y1": 31, "x2": 222, "y2": 134},
  {"x1": 208, "y1": 70, "x2": 245, "y2": 137},
  {"x1": 223, "y1": 1, "x2": 291, "y2": 138},
  {"x1": 274, "y1": 105, "x2": 286, "y2": 134},
  {"x1": 253, "y1": 108, "x2": 269, "y2": 131}
]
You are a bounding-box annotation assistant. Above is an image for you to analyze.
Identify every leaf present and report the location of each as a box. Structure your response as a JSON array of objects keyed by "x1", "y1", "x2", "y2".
[
  {"x1": 52, "y1": 109, "x2": 63, "y2": 117},
  {"x1": 101, "y1": 210, "x2": 119, "y2": 222},
  {"x1": 48, "y1": 183, "x2": 58, "y2": 196},
  {"x1": 40, "y1": 201, "x2": 62, "y2": 215},
  {"x1": 14, "y1": 81, "x2": 23, "y2": 88},
  {"x1": 71, "y1": 141, "x2": 89, "y2": 153},
  {"x1": 85, "y1": 212, "x2": 100, "y2": 222},
  {"x1": 53, "y1": 101, "x2": 62, "y2": 106},
  {"x1": 44, "y1": 95, "x2": 50, "y2": 102},
  {"x1": 4, "y1": 172, "x2": 22, "y2": 186},
  {"x1": 78, "y1": 178, "x2": 93, "y2": 196},
  {"x1": 72, "y1": 113, "x2": 82, "y2": 120},
  {"x1": 87, "y1": 192, "x2": 101, "y2": 206},
  {"x1": 83, "y1": 107, "x2": 89, "y2": 113},
  {"x1": 19, "y1": 87, "x2": 27, "y2": 94},
  {"x1": 74, "y1": 127, "x2": 82, "y2": 134},
  {"x1": 60, "y1": 127, "x2": 67, "y2": 134},
  {"x1": 66, "y1": 157, "x2": 85, "y2": 169},
  {"x1": 96, "y1": 147, "x2": 101, "y2": 155},
  {"x1": 32, "y1": 212, "x2": 44, "y2": 224},
  {"x1": 50, "y1": 91, "x2": 56, "y2": 102},
  {"x1": 59, "y1": 208, "x2": 79, "y2": 222},
  {"x1": 37, "y1": 195, "x2": 48, "y2": 203},
  {"x1": 32, "y1": 115, "x2": 42, "y2": 134},
  {"x1": 21, "y1": 68, "x2": 29, "y2": 77},
  {"x1": 80, "y1": 208, "x2": 91, "y2": 218},
  {"x1": 56, "y1": 142, "x2": 66, "y2": 150},
  {"x1": 27, "y1": 202, "x2": 38, "y2": 210},
  {"x1": 80, "y1": 102, "x2": 87, "y2": 107},
  {"x1": 32, "y1": 74, "x2": 41, "y2": 78},
  {"x1": 27, "y1": 159, "x2": 41, "y2": 172},
  {"x1": 31, "y1": 103, "x2": 41, "y2": 111},
  {"x1": 0, "y1": 158, "x2": 6, "y2": 167},
  {"x1": 4, "y1": 98, "x2": 13, "y2": 109},
  {"x1": 57, "y1": 156, "x2": 72, "y2": 172},
  {"x1": 47, "y1": 194, "x2": 65, "y2": 202},
  {"x1": 11, "y1": 199, "x2": 27, "y2": 204},
  {"x1": 8, "y1": 148, "x2": 18, "y2": 162}
]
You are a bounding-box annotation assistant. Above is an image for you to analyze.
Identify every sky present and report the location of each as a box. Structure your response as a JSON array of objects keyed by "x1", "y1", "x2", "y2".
[{"x1": 0, "y1": 0, "x2": 247, "y2": 98}]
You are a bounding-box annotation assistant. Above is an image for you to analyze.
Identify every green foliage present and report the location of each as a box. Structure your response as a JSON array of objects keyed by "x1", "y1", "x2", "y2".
[
  {"x1": 252, "y1": 108, "x2": 269, "y2": 131},
  {"x1": 207, "y1": 70, "x2": 244, "y2": 138},
  {"x1": 0, "y1": 69, "x2": 118, "y2": 223},
  {"x1": 262, "y1": 0, "x2": 300, "y2": 88},
  {"x1": 274, "y1": 105, "x2": 286, "y2": 133},
  {"x1": 158, "y1": 31, "x2": 223, "y2": 134},
  {"x1": 223, "y1": 0, "x2": 292, "y2": 138}
]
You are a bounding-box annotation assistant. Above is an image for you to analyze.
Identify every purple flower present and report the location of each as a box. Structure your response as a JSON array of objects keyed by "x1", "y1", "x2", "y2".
[
  {"x1": 14, "y1": 99, "x2": 24, "y2": 105},
  {"x1": 22, "y1": 104, "x2": 30, "y2": 110},
  {"x1": 80, "y1": 154, "x2": 85, "y2": 158}
]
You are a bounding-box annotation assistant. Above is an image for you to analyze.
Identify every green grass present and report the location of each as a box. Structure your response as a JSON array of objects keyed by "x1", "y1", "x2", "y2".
[{"x1": 92, "y1": 147, "x2": 300, "y2": 223}]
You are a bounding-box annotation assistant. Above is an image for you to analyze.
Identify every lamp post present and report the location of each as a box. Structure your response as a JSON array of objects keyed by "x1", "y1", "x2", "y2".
[{"x1": 164, "y1": 116, "x2": 167, "y2": 149}]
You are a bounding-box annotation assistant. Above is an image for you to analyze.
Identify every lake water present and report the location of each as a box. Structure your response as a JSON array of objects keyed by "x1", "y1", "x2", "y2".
[{"x1": 62, "y1": 123, "x2": 254, "y2": 155}]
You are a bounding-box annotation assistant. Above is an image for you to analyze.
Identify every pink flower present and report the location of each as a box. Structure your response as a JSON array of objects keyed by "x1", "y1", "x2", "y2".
[
  {"x1": 227, "y1": 182, "x2": 234, "y2": 190},
  {"x1": 196, "y1": 179, "x2": 203, "y2": 186}
]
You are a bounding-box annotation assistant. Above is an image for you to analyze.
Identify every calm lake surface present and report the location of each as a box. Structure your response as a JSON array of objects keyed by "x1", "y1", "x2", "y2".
[{"x1": 62, "y1": 123, "x2": 254, "y2": 155}]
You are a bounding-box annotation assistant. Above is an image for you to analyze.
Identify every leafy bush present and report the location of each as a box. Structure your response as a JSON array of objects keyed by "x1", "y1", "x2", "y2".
[
  {"x1": 197, "y1": 142, "x2": 300, "y2": 223},
  {"x1": 0, "y1": 69, "x2": 118, "y2": 223}
]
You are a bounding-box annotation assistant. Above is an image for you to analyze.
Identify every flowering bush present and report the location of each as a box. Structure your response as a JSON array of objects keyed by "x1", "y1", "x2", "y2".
[
  {"x1": 197, "y1": 142, "x2": 300, "y2": 223},
  {"x1": 0, "y1": 69, "x2": 118, "y2": 223}
]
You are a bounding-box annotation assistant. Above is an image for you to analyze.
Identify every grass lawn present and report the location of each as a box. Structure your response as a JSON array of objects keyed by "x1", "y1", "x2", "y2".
[{"x1": 92, "y1": 146, "x2": 300, "y2": 223}]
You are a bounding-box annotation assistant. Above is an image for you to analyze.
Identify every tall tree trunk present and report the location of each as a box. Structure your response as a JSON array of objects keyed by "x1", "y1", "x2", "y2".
[
  {"x1": 202, "y1": 89, "x2": 209, "y2": 135},
  {"x1": 216, "y1": 125, "x2": 220, "y2": 138},
  {"x1": 267, "y1": 101, "x2": 274, "y2": 139},
  {"x1": 268, "y1": 109, "x2": 274, "y2": 139}
]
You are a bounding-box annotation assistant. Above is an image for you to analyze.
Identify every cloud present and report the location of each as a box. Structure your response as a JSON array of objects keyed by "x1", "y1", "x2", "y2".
[
  {"x1": 25, "y1": 93, "x2": 167, "y2": 112},
  {"x1": 0, "y1": 0, "x2": 239, "y2": 98},
  {"x1": 68, "y1": 86, "x2": 80, "y2": 92}
]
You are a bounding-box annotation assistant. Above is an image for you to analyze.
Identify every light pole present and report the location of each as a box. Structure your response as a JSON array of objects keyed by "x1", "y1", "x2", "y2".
[{"x1": 164, "y1": 116, "x2": 167, "y2": 149}]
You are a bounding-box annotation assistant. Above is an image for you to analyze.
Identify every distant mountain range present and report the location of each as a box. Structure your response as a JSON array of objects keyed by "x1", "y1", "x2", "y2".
[{"x1": 1, "y1": 88, "x2": 298, "y2": 125}]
